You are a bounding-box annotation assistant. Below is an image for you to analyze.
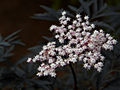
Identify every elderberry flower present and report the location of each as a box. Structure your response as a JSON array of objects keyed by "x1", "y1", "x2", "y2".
[
  {"x1": 27, "y1": 58, "x2": 32, "y2": 62},
  {"x1": 84, "y1": 16, "x2": 89, "y2": 20},
  {"x1": 76, "y1": 14, "x2": 81, "y2": 18},
  {"x1": 62, "y1": 11, "x2": 66, "y2": 15},
  {"x1": 27, "y1": 10, "x2": 117, "y2": 77}
]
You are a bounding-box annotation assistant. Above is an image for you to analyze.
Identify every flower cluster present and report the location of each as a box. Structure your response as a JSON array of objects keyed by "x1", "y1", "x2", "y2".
[{"x1": 27, "y1": 11, "x2": 117, "y2": 77}]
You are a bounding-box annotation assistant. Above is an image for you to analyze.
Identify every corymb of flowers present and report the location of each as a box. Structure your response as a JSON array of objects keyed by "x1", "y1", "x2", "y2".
[{"x1": 27, "y1": 11, "x2": 117, "y2": 77}]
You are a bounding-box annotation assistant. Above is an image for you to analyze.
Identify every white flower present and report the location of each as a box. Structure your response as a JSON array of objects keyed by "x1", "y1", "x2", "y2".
[
  {"x1": 91, "y1": 24, "x2": 95, "y2": 28},
  {"x1": 109, "y1": 45, "x2": 113, "y2": 50},
  {"x1": 68, "y1": 25, "x2": 73, "y2": 29},
  {"x1": 41, "y1": 63, "x2": 45, "y2": 67},
  {"x1": 84, "y1": 16, "x2": 89, "y2": 20},
  {"x1": 83, "y1": 63, "x2": 89, "y2": 68},
  {"x1": 50, "y1": 25, "x2": 56, "y2": 31},
  {"x1": 43, "y1": 46, "x2": 47, "y2": 50},
  {"x1": 86, "y1": 21, "x2": 90, "y2": 25},
  {"x1": 76, "y1": 23, "x2": 81, "y2": 27},
  {"x1": 32, "y1": 58, "x2": 37, "y2": 62},
  {"x1": 112, "y1": 39, "x2": 117, "y2": 44},
  {"x1": 63, "y1": 20, "x2": 67, "y2": 25},
  {"x1": 76, "y1": 28, "x2": 82, "y2": 32},
  {"x1": 66, "y1": 17, "x2": 71, "y2": 21},
  {"x1": 59, "y1": 38, "x2": 64, "y2": 43},
  {"x1": 87, "y1": 51, "x2": 92, "y2": 56},
  {"x1": 98, "y1": 62, "x2": 103, "y2": 67},
  {"x1": 88, "y1": 43, "x2": 95, "y2": 49},
  {"x1": 73, "y1": 20, "x2": 77, "y2": 24},
  {"x1": 75, "y1": 33, "x2": 79, "y2": 37},
  {"x1": 83, "y1": 58, "x2": 88, "y2": 63},
  {"x1": 81, "y1": 31, "x2": 86, "y2": 36},
  {"x1": 94, "y1": 30, "x2": 99, "y2": 34},
  {"x1": 106, "y1": 34, "x2": 110, "y2": 37},
  {"x1": 44, "y1": 71, "x2": 49, "y2": 76},
  {"x1": 94, "y1": 64, "x2": 99, "y2": 69},
  {"x1": 82, "y1": 45, "x2": 87, "y2": 50},
  {"x1": 90, "y1": 58, "x2": 96, "y2": 64},
  {"x1": 38, "y1": 66, "x2": 42, "y2": 71},
  {"x1": 60, "y1": 61, "x2": 66, "y2": 66},
  {"x1": 50, "y1": 72, "x2": 56, "y2": 77},
  {"x1": 100, "y1": 29, "x2": 103, "y2": 33},
  {"x1": 97, "y1": 67, "x2": 102, "y2": 72},
  {"x1": 55, "y1": 35, "x2": 59, "y2": 39},
  {"x1": 49, "y1": 59, "x2": 54, "y2": 63},
  {"x1": 56, "y1": 60, "x2": 60, "y2": 65},
  {"x1": 106, "y1": 41, "x2": 112, "y2": 44},
  {"x1": 71, "y1": 58, "x2": 77, "y2": 63},
  {"x1": 60, "y1": 32, "x2": 64, "y2": 37},
  {"x1": 50, "y1": 63, "x2": 56, "y2": 68},
  {"x1": 38, "y1": 67, "x2": 45, "y2": 72},
  {"x1": 36, "y1": 72, "x2": 42, "y2": 77},
  {"x1": 108, "y1": 36, "x2": 113, "y2": 40},
  {"x1": 102, "y1": 44, "x2": 109, "y2": 50},
  {"x1": 100, "y1": 56, "x2": 105, "y2": 61},
  {"x1": 87, "y1": 26, "x2": 92, "y2": 31},
  {"x1": 62, "y1": 11, "x2": 66, "y2": 15},
  {"x1": 78, "y1": 18, "x2": 82, "y2": 22},
  {"x1": 50, "y1": 51, "x2": 56, "y2": 56},
  {"x1": 68, "y1": 35, "x2": 72, "y2": 39},
  {"x1": 76, "y1": 14, "x2": 81, "y2": 18},
  {"x1": 27, "y1": 58, "x2": 32, "y2": 62},
  {"x1": 81, "y1": 22, "x2": 86, "y2": 26}
]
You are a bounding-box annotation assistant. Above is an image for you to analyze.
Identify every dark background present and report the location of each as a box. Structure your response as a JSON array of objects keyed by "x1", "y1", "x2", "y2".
[{"x1": 0, "y1": 0, "x2": 120, "y2": 90}]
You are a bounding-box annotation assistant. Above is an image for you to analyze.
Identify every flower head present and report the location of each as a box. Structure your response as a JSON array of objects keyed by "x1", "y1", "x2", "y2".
[{"x1": 27, "y1": 11, "x2": 117, "y2": 77}]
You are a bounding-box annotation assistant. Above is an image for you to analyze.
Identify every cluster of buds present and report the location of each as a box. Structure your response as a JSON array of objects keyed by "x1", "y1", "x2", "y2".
[{"x1": 27, "y1": 11, "x2": 117, "y2": 77}]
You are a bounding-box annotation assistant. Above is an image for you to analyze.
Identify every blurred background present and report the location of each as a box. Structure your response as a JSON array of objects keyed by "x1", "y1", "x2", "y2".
[{"x1": 0, "y1": 0, "x2": 120, "y2": 90}]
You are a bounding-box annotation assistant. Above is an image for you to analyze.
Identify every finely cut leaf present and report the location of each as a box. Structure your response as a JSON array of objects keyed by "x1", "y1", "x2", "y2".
[
  {"x1": 4, "y1": 30, "x2": 21, "y2": 41},
  {"x1": 42, "y1": 36, "x2": 54, "y2": 41},
  {"x1": 92, "y1": 21, "x2": 114, "y2": 30},
  {"x1": 32, "y1": 13, "x2": 58, "y2": 21}
]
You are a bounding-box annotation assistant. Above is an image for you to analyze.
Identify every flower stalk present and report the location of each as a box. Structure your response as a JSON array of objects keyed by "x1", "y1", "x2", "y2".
[{"x1": 69, "y1": 63, "x2": 78, "y2": 90}]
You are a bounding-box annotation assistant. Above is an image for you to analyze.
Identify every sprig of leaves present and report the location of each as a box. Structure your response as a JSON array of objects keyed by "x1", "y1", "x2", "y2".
[
  {"x1": 0, "y1": 30, "x2": 25, "y2": 62},
  {"x1": 32, "y1": 0, "x2": 120, "y2": 32}
]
